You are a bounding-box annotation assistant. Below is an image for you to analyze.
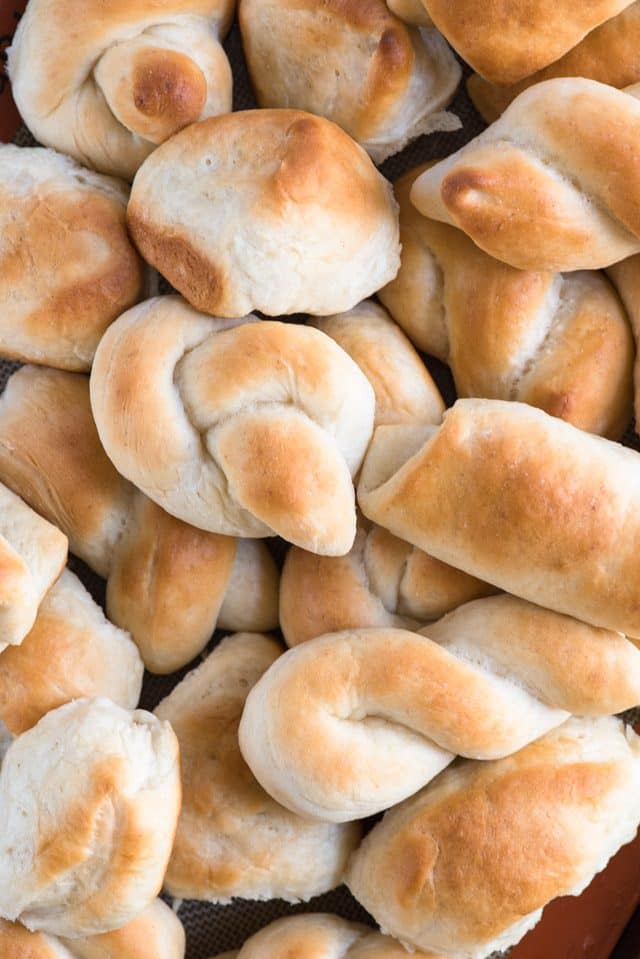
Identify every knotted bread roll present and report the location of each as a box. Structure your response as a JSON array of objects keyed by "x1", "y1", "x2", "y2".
[
  {"x1": 208, "y1": 914, "x2": 435, "y2": 959},
  {"x1": 239, "y1": 0, "x2": 460, "y2": 163},
  {"x1": 127, "y1": 110, "x2": 400, "y2": 317},
  {"x1": 359, "y1": 399, "x2": 640, "y2": 636},
  {"x1": 0, "y1": 900, "x2": 185, "y2": 959},
  {"x1": 0, "y1": 483, "x2": 67, "y2": 652},
  {"x1": 0, "y1": 569, "x2": 143, "y2": 735},
  {"x1": 0, "y1": 698, "x2": 181, "y2": 938},
  {"x1": 239, "y1": 594, "x2": 640, "y2": 820},
  {"x1": 0, "y1": 146, "x2": 144, "y2": 370},
  {"x1": 380, "y1": 167, "x2": 634, "y2": 439},
  {"x1": 347, "y1": 716, "x2": 640, "y2": 958},
  {"x1": 0, "y1": 365, "x2": 279, "y2": 673},
  {"x1": 411, "y1": 1, "x2": 634, "y2": 85},
  {"x1": 280, "y1": 517, "x2": 495, "y2": 647},
  {"x1": 90, "y1": 297, "x2": 375, "y2": 554},
  {"x1": 155, "y1": 632, "x2": 360, "y2": 902},
  {"x1": 467, "y1": 4, "x2": 640, "y2": 122},
  {"x1": 8, "y1": 0, "x2": 234, "y2": 180},
  {"x1": 411, "y1": 79, "x2": 640, "y2": 272}
]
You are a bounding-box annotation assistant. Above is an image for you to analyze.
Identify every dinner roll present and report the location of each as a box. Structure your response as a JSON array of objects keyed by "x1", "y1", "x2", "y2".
[
  {"x1": 0, "y1": 483, "x2": 67, "y2": 652},
  {"x1": 347, "y1": 717, "x2": 640, "y2": 958},
  {"x1": 208, "y1": 914, "x2": 431, "y2": 959},
  {"x1": 90, "y1": 297, "x2": 375, "y2": 554},
  {"x1": 0, "y1": 900, "x2": 185, "y2": 959},
  {"x1": 359, "y1": 399, "x2": 640, "y2": 637},
  {"x1": 8, "y1": 0, "x2": 234, "y2": 180},
  {"x1": 411, "y1": 79, "x2": 640, "y2": 272},
  {"x1": 155, "y1": 632, "x2": 360, "y2": 902},
  {"x1": 280, "y1": 517, "x2": 494, "y2": 647},
  {"x1": 379, "y1": 167, "x2": 634, "y2": 439},
  {"x1": 0, "y1": 366, "x2": 279, "y2": 673},
  {"x1": 127, "y1": 110, "x2": 400, "y2": 317},
  {"x1": 420, "y1": 1, "x2": 634, "y2": 84},
  {"x1": 309, "y1": 301, "x2": 445, "y2": 429},
  {"x1": 0, "y1": 146, "x2": 144, "y2": 370},
  {"x1": 468, "y1": 4, "x2": 640, "y2": 122},
  {"x1": 239, "y1": 0, "x2": 460, "y2": 163},
  {"x1": 0, "y1": 698, "x2": 181, "y2": 938},
  {"x1": 240, "y1": 596, "x2": 640, "y2": 820},
  {"x1": 0, "y1": 569, "x2": 143, "y2": 735}
]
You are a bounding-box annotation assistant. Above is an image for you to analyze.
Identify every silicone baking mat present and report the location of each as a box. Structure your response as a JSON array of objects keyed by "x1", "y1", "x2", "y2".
[{"x1": 2, "y1": 4, "x2": 640, "y2": 957}]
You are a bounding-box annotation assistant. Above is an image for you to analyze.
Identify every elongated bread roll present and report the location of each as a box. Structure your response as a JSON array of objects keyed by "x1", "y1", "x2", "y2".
[
  {"x1": 0, "y1": 366, "x2": 278, "y2": 673},
  {"x1": 156, "y1": 632, "x2": 360, "y2": 901},
  {"x1": 411, "y1": 79, "x2": 640, "y2": 272},
  {"x1": 240, "y1": 596, "x2": 640, "y2": 820},
  {"x1": 90, "y1": 297, "x2": 375, "y2": 554},
  {"x1": 359, "y1": 399, "x2": 640, "y2": 637},
  {"x1": 347, "y1": 717, "x2": 640, "y2": 958},
  {"x1": 380, "y1": 167, "x2": 634, "y2": 439}
]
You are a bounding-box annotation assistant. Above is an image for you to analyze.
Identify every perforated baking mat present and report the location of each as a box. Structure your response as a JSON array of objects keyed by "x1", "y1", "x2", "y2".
[{"x1": 3, "y1": 8, "x2": 640, "y2": 958}]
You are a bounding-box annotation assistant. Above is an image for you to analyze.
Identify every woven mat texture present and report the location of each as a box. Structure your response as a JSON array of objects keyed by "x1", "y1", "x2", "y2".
[{"x1": 8, "y1": 19, "x2": 640, "y2": 959}]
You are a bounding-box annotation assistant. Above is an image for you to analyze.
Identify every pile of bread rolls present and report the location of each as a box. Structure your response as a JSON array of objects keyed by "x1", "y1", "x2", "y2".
[{"x1": 4, "y1": 1, "x2": 640, "y2": 957}]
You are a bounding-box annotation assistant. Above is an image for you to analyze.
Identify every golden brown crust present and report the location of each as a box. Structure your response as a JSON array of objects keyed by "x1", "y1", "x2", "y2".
[
  {"x1": 606, "y1": 254, "x2": 640, "y2": 430},
  {"x1": 424, "y1": 0, "x2": 634, "y2": 84},
  {"x1": 61, "y1": 900, "x2": 186, "y2": 959},
  {"x1": 468, "y1": 4, "x2": 640, "y2": 122}
]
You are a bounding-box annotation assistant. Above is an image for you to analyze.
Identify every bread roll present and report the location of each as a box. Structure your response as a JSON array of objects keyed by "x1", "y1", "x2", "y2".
[
  {"x1": 0, "y1": 366, "x2": 279, "y2": 673},
  {"x1": 0, "y1": 482, "x2": 67, "y2": 652},
  {"x1": 359, "y1": 399, "x2": 640, "y2": 637},
  {"x1": 155, "y1": 632, "x2": 360, "y2": 901},
  {"x1": 411, "y1": 79, "x2": 640, "y2": 272},
  {"x1": 8, "y1": 0, "x2": 234, "y2": 179},
  {"x1": 347, "y1": 717, "x2": 640, "y2": 958},
  {"x1": 421, "y1": 1, "x2": 634, "y2": 84},
  {"x1": 90, "y1": 297, "x2": 375, "y2": 555},
  {"x1": 0, "y1": 569, "x2": 143, "y2": 735},
  {"x1": 468, "y1": 3, "x2": 640, "y2": 122},
  {"x1": 280, "y1": 517, "x2": 494, "y2": 647},
  {"x1": 607, "y1": 254, "x2": 640, "y2": 431},
  {"x1": 127, "y1": 110, "x2": 400, "y2": 317},
  {"x1": 239, "y1": 0, "x2": 460, "y2": 163},
  {"x1": 0, "y1": 698, "x2": 181, "y2": 938},
  {"x1": 239, "y1": 596, "x2": 640, "y2": 820},
  {"x1": 380, "y1": 167, "x2": 634, "y2": 439},
  {"x1": 208, "y1": 914, "x2": 433, "y2": 959},
  {"x1": 0, "y1": 146, "x2": 143, "y2": 369},
  {"x1": 0, "y1": 900, "x2": 185, "y2": 959},
  {"x1": 309, "y1": 301, "x2": 444, "y2": 429}
]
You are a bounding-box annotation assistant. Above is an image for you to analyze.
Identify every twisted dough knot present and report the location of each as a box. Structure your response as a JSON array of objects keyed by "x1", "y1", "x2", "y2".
[
  {"x1": 90, "y1": 297, "x2": 375, "y2": 555},
  {"x1": 280, "y1": 517, "x2": 494, "y2": 647},
  {"x1": 381, "y1": 166, "x2": 634, "y2": 439},
  {"x1": 0, "y1": 365, "x2": 278, "y2": 674},
  {"x1": 239, "y1": 595, "x2": 640, "y2": 821},
  {"x1": 8, "y1": 0, "x2": 234, "y2": 179},
  {"x1": 209, "y1": 914, "x2": 423, "y2": 959},
  {"x1": 411, "y1": 79, "x2": 640, "y2": 272}
]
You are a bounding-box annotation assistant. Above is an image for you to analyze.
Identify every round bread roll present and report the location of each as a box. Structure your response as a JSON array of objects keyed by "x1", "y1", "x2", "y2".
[
  {"x1": 280, "y1": 517, "x2": 495, "y2": 647},
  {"x1": 0, "y1": 698, "x2": 181, "y2": 938},
  {"x1": 0, "y1": 569, "x2": 143, "y2": 735},
  {"x1": 347, "y1": 717, "x2": 640, "y2": 958},
  {"x1": 0, "y1": 900, "x2": 185, "y2": 959},
  {"x1": 380, "y1": 166, "x2": 634, "y2": 439},
  {"x1": 208, "y1": 914, "x2": 434, "y2": 959},
  {"x1": 155, "y1": 632, "x2": 360, "y2": 902},
  {"x1": 90, "y1": 297, "x2": 375, "y2": 555},
  {"x1": 127, "y1": 110, "x2": 400, "y2": 317},
  {"x1": 308, "y1": 301, "x2": 445, "y2": 429},
  {"x1": 0, "y1": 366, "x2": 279, "y2": 674},
  {"x1": 8, "y1": 0, "x2": 234, "y2": 180},
  {"x1": 239, "y1": 596, "x2": 640, "y2": 821},
  {"x1": 239, "y1": 0, "x2": 460, "y2": 163},
  {"x1": 0, "y1": 146, "x2": 144, "y2": 370}
]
